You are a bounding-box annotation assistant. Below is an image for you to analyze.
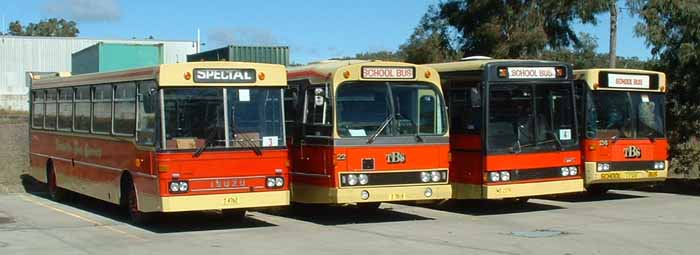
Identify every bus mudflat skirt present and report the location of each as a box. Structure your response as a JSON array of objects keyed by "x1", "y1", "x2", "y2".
[{"x1": 140, "y1": 190, "x2": 290, "y2": 213}]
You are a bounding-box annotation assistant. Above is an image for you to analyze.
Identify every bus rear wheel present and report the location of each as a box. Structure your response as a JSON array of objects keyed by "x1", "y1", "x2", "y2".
[
  {"x1": 47, "y1": 163, "x2": 66, "y2": 202},
  {"x1": 125, "y1": 178, "x2": 152, "y2": 225}
]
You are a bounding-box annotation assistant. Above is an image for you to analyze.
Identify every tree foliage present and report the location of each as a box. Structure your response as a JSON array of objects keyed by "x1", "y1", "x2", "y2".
[
  {"x1": 438, "y1": 0, "x2": 610, "y2": 58},
  {"x1": 6, "y1": 18, "x2": 79, "y2": 37},
  {"x1": 399, "y1": 5, "x2": 461, "y2": 64},
  {"x1": 631, "y1": 0, "x2": 700, "y2": 177},
  {"x1": 540, "y1": 32, "x2": 652, "y2": 70}
]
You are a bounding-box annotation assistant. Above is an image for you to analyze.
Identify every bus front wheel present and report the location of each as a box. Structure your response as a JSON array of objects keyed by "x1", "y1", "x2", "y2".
[{"x1": 125, "y1": 178, "x2": 152, "y2": 225}]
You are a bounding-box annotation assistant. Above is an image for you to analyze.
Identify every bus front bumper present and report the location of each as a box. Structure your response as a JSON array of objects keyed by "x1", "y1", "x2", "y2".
[
  {"x1": 142, "y1": 190, "x2": 290, "y2": 213},
  {"x1": 291, "y1": 184, "x2": 452, "y2": 204},
  {"x1": 585, "y1": 162, "x2": 668, "y2": 186},
  {"x1": 452, "y1": 179, "x2": 584, "y2": 199}
]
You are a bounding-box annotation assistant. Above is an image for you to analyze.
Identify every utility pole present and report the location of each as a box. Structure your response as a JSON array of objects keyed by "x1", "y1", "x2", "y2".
[{"x1": 609, "y1": 1, "x2": 617, "y2": 68}]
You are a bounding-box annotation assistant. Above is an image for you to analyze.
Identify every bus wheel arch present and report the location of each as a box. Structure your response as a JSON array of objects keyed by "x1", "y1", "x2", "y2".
[{"x1": 120, "y1": 171, "x2": 152, "y2": 225}]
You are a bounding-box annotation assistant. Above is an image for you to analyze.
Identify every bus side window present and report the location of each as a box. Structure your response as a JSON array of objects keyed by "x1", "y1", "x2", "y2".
[
  {"x1": 114, "y1": 82, "x2": 136, "y2": 136},
  {"x1": 303, "y1": 85, "x2": 332, "y2": 137},
  {"x1": 91, "y1": 84, "x2": 113, "y2": 134},
  {"x1": 31, "y1": 90, "x2": 45, "y2": 129},
  {"x1": 137, "y1": 81, "x2": 157, "y2": 146},
  {"x1": 448, "y1": 83, "x2": 482, "y2": 134},
  {"x1": 285, "y1": 81, "x2": 304, "y2": 138}
]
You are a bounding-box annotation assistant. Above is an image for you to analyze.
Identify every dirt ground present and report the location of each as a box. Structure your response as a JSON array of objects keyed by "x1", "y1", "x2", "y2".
[{"x1": 0, "y1": 115, "x2": 29, "y2": 193}]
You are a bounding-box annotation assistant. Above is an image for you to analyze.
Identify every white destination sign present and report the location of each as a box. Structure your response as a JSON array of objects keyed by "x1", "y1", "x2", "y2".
[
  {"x1": 608, "y1": 73, "x2": 650, "y2": 89},
  {"x1": 508, "y1": 67, "x2": 556, "y2": 79},
  {"x1": 361, "y1": 67, "x2": 415, "y2": 79},
  {"x1": 193, "y1": 68, "x2": 256, "y2": 83}
]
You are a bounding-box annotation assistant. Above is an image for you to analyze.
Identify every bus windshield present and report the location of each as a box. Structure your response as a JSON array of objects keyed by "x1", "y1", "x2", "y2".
[
  {"x1": 162, "y1": 88, "x2": 284, "y2": 150},
  {"x1": 336, "y1": 82, "x2": 447, "y2": 138},
  {"x1": 585, "y1": 91, "x2": 665, "y2": 139},
  {"x1": 488, "y1": 83, "x2": 578, "y2": 154}
]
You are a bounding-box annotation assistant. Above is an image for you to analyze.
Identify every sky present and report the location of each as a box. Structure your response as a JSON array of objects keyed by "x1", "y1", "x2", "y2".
[{"x1": 1, "y1": 0, "x2": 652, "y2": 64}]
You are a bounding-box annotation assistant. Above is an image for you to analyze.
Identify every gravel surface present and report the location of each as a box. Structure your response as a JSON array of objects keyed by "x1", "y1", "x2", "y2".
[{"x1": 0, "y1": 116, "x2": 29, "y2": 193}]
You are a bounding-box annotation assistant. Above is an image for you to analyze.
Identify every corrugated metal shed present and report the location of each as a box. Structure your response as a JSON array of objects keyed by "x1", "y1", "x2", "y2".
[
  {"x1": 0, "y1": 36, "x2": 196, "y2": 111},
  {"x1": 187, "y1": 45, "x2": 289, "y2": 66}
]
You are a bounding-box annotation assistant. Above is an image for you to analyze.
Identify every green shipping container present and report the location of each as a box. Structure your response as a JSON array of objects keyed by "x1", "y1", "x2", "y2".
[
  {"x1": 187, "y1": 45, "x2": 289, "y2": 66},
  {"x1": 72, "y1": 42, "x2": 164, "y2": 75}
]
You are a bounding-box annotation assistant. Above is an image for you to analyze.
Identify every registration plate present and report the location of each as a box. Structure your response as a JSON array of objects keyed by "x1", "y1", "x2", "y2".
[
  {"x1": 648, "y1": 172, "x2": 658, "y2": 177},
  {"x1": 601, "y1": 172, "x2": 640, "y2": 180},
  {"x1": 390, "y1": 193, "x2": 406, "y2": 200},
  {"x1": 223, "y1": 196, "x2": 240, "y2": 205}
]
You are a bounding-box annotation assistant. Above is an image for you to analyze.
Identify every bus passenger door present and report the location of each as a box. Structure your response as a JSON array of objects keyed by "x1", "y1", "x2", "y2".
[{"x1": 296, "y1": 84, "x2": 335, "y2": 187}]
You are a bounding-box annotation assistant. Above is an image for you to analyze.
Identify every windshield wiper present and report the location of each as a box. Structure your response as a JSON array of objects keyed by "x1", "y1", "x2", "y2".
[
  {"x1": 367, "y1": 114, "x2": 394, "y2": 144},
  {"x1": 231, "y1": 124, "x2": 263, "y2": 156},
  {"x1": 193, "y1": 127, "x2": 220, "y2": 158},
  {"x1": 546, "y1": 131, "x2": 564, "y2": 151}
]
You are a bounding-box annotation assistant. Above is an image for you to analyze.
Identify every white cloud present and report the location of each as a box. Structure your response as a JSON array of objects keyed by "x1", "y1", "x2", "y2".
[{"x1": 41, "y1": 0, "x2": 121, "y2": 22}]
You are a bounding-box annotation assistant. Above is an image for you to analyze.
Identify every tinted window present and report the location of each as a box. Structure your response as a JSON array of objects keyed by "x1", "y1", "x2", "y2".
[
  {"x1": 92, "y1": 85, "x2": 112, "y2": 133},
  {"x1": 114, "y1": 83, "x2": 136, "y2": 135}
]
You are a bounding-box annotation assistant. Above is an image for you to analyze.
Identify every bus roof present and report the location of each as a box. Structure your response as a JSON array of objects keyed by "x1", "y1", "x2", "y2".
[
  {"x1": 574, "y1": 68, "x2": 666, "y2": 92},
  {"x1": 31, "y1": 61, "x2": 287, "y2": 89},
  {"x1": 426, "y1": 59, "x2": 566, "y2": 73},
  {"x1": 287, "y1": 59, "x2": 441, "y2": 86}
]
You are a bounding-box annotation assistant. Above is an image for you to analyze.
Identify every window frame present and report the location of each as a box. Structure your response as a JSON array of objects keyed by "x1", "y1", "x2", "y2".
[
  {"x1": 91, "y1": 84, "x2": 113, "y2": 135},
  {"x1": 57, "y1": 88, "x2": 74, "y2": 131},
  {"x1": 113, "y1": 82, "x2": 137, "y2": 137}
]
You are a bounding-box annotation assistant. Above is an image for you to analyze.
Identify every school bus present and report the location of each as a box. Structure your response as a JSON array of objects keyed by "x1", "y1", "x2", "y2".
[
  {"x1": 428, "y1": 59, "x2": 584, "y2": 201},
  {"x1": 285, "y1": 60, "x2": 451, "y2": 209},
  {"x1": 575, "y1": 69, "x2": 668, "y2": 194},
  {"x1": 28, "y1": 62, "x2": 289, "y2": 223}
]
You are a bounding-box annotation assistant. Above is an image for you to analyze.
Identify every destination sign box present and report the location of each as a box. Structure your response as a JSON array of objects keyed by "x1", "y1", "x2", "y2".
[
  {"x1": 508, "y1": 67, "x2": 556, "y2": 79},
  {"x1": 193, "y1": 68, "x2": 256, "y2": 83},
  {"x1": 361, "y1": 67, "x2": 415, "y2": 79},
  {"x1": 607, "y1": 73, "x2": 650, "y2": 89}
]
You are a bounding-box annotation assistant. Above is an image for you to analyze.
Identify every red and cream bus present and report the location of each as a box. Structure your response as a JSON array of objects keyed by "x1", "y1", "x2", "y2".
[
  {"x1": 29, "y1": 62, "x2": 289, "y2": 223},
  {"x1": 285, "y1": 60, "x2": 451, "y2": 210},
  {"x1": 575, "y1": 69, "x2": 668, "y2": 194},
  {"x1": 428, "y1": 59, "x2": 584, "y2": 202}
]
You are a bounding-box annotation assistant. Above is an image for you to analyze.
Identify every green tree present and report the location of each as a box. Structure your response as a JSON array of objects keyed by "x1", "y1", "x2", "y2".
[
  {"x1": 399, "y1": 5, "x2": 461, "y2": 64},
  {"x1": 631, "y1": 0, "x2": 700, "y2": 177},
  {"x1": 439, "y1": 0, "x2": 610, "y2": 58},
  {"x1": 7, "y1": 18, "x2": 79, "y2": 37}
]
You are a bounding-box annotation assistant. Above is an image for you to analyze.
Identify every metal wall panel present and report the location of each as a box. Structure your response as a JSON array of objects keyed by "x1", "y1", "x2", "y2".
[{"x1": 0, "y1": 36, "x2": 196, "y2": 111}]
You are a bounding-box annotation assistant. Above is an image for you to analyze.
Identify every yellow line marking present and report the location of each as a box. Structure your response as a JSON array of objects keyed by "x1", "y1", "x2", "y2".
[{"x1": 19, "y1": 194, "x2": 145, "y2": 240}]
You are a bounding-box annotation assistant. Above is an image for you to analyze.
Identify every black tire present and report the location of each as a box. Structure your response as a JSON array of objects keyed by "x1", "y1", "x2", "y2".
[
  {"x1": 47, "y1": 162, "x2": 67, "y2": 202},
  {"x1": 356, "y1": 202, "x2": 381, "y2": 213},
  {"x1": 221, "y1": 209, "x2": 246, "y2": 221},
  {"x1": 124, "y1": 177, "x2": 152, "y2": 225}
]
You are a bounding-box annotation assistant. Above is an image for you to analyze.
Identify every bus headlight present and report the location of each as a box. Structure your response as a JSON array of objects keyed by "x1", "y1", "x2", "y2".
[
  {"x1": 500, "y1": 171, "x2": 510, "y2": 181},
  {"x1": 169, "y1": 181, "x2": 189, "y2": 193},
  {"x1": 561, "y1": 167, "x2": 570, "y2": 177},
  {"x1": 275, "y1": 177, "x2": 284, "y2": 187},
  {"x1": 431, "y1": 171, "x2": 441, "y2": 182},
  {"x1": 597, "y1": 163, "x2": 611, "y2": 172},
  {"x1": 169, "y1": 182, "x2": 180, "y2": 192},
  {"x1": 347, "y1": 174, "x2": 358, "y2": 186},
  {"x1": 358, "y1": 174, "x2": 369, "y2": 185},
  {"x1": 654, "y1": 162, "x2": 665, "y2": 170},
  {"x1": 420, "y1": 172, "x2": 431, "y2": 183},
  {"x1": 568, "y1": 166, "x2": 578, "y2": 176},
  {"x1": 489, "y1": 172, "x2": 500, "y2": 182}
]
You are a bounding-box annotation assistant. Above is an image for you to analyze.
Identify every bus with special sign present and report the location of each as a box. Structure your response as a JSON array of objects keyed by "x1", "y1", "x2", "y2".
[
  {"x1": 285, "y1": 60, "x2": 451, "y2": 210},
  {"x1": 427, "y1": 59, "x2": 584, "y2": 202},
  {"x1": 28, "y1": 62, "x2": 289, "y2": 223},
  {"x1": 574, "y1": 69, "x2": 668, "y2": 194}
]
